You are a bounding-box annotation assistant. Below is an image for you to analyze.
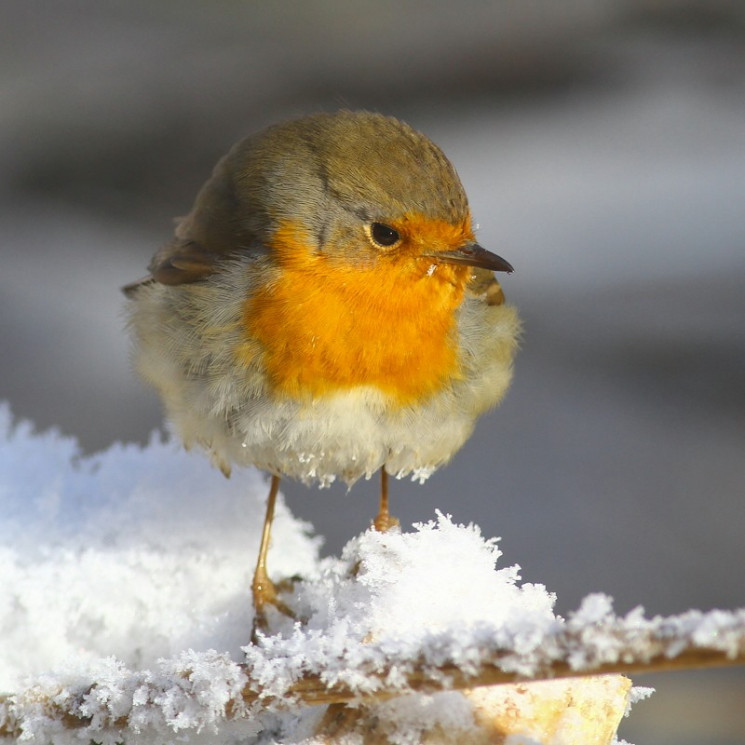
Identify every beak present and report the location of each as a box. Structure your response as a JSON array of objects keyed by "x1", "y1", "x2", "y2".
[{"x1": 424, "y1": 242, "x2": 514, "y2": 273}]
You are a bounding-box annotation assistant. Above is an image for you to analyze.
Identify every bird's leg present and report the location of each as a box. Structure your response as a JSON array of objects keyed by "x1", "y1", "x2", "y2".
[
  {"x1": 251, "y1": 474, "x2": 295, "y2": 640},
  {"x1": 373, "y1": 468, "x2": 400, "y2": 532}
]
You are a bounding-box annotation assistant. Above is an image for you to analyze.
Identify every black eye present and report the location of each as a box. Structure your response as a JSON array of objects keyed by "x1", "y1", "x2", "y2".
[{"x1": 369, "y1": 222, "x2": 400, "y2": 247}]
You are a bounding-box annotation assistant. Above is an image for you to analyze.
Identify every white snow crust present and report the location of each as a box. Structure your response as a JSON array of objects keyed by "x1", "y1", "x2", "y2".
[{"x1": 3, "y1": 404, "x2": 742, "y2": 743}]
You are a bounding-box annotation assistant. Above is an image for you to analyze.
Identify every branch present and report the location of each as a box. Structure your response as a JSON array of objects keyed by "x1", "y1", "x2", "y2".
[
  {"x1": 2, "y1": 606, "x2": 744, "y2": 740},
  {"x1": 282, "y1": 642, "x2": 745, "y2": 708}
]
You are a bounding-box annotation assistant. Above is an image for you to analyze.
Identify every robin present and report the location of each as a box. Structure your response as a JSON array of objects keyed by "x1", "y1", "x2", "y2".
[{"x1": 124, "y1": 110, "x2": 519, "y2": 631}]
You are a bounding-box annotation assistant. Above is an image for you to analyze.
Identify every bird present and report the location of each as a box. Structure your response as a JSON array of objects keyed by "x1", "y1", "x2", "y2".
[{"x1": 124, "y1": 110, "x2": 520, "y2": 633}]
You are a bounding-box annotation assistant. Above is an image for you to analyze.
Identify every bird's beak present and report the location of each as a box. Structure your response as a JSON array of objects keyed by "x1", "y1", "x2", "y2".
[{"x1": 424, "y1": 243, "x2": 514, "y2": 273}]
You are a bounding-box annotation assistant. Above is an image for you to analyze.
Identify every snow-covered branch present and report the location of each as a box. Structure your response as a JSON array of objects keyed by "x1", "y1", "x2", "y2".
[
  {"x1": 1, "y1": 599, "x2": 744, "y2": 741},
  {"x1": 2, "y1": 406, "x2": 743, "y2": 744}
]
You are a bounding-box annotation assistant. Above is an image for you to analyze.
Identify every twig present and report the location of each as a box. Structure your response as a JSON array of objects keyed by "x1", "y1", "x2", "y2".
[
  {"x1": 280, "y1": 645, "x2": 745, "y2": 708},
  {"x1": 2, "y1": 609, "x2": 744, "y2": 739}
]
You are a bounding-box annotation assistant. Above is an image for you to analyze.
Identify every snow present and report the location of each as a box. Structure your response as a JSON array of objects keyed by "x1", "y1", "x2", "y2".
[
  {"x1": 0, "y1": 403, "x2": 320, "y2": 691},
  {"x1": 2, "y1": 403, "x2": 743, "y2": 743},
  {"x1": 242, "y1": 513, "x2": 558, "y2": 703}
]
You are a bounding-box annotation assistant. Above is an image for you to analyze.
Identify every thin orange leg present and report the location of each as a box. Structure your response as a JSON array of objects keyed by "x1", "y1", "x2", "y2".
[
  {"x1": 251, "y1": 475, "x2": 295, "y2": 638},
  {"x1": 373, "y1": 468, "x2": 400, "y2": 532}
]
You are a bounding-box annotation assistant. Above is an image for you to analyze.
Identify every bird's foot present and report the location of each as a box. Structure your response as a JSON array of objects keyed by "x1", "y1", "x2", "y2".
[
  {"x1": 372, "y1": 511, "x2": 400, "y2": 532},
  {"x1": 251, "y1": 570, "x2": 297, "y2": 643}
]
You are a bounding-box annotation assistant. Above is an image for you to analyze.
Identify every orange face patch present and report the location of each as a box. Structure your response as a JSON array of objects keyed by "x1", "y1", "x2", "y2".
[
  {"x1": 241, "y1": 219, "x2": 473, "y2": 404},
  {"x1": 386, "y1": 212, "x2": 474, "y2": 255}
]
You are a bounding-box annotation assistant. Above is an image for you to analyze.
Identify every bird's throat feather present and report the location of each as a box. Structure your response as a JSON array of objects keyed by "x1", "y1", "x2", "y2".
[{"x1": 241, "y1": 221, "x2": 469, "y2": 403}]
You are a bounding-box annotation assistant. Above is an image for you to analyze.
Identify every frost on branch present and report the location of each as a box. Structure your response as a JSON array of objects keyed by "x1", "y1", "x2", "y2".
[{"x1": 1, "y1": 404, "x2": 744, "y2": 744}]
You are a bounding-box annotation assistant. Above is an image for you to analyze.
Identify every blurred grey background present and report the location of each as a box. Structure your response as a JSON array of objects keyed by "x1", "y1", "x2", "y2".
[{"x1": 2, "y1": 1, "x2": 744, "y2": 742}]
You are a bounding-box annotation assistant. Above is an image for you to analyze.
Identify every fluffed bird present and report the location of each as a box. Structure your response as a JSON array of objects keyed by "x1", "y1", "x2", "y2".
[{"x1": 124, "y1": 110, "x2": 519, "y2": 632}]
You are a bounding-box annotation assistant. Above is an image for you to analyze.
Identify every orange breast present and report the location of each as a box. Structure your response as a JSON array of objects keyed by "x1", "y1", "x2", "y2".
[{"x1": 241, "y1": 221, "x2": 470, "y2": 404}]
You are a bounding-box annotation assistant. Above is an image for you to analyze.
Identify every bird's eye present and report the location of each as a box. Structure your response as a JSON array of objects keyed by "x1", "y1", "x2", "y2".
[{"x1": 369, "y1": 222, "x2": 400, "y2": 248}]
